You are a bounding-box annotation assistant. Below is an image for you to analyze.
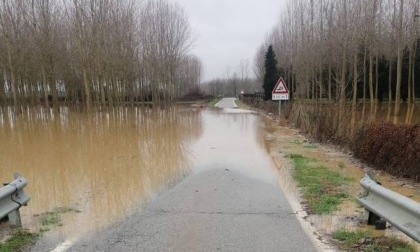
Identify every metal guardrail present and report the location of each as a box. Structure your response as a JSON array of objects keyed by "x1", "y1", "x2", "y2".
[
  {"x1": 357, "y1": 173, "x2": 420, "y2": 243},
  {"x1": 0, "y1": 173, "x2": 30, "y2": 227}
]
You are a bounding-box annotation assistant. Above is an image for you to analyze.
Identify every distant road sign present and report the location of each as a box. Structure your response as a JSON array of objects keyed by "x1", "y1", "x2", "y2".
[{"x1": 272, "y1": 78, "x2": 289, "y2": 100}]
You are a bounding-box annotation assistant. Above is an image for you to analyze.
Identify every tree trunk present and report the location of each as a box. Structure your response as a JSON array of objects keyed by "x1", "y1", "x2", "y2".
[
  {"x1": 369, "y1": 51, "x2": 374, "y2": 110},
  {"x1": 82, "y1": 66, "x2": 91, "y2": 112},
  {"x1": 41, "y1": 65, "x2": 50, "y2": 108},
  {"x1": 363, "y1": 45, "x2": 367, "y2": 102},
  {"x1": 394, "y1": 0, "x2": 404, "y2": 120},
  {"x1": 388, "y1": 59, "x2": 393, "y2": 105}
]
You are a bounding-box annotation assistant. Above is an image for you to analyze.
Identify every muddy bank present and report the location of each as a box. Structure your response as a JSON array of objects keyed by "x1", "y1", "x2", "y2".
[
  {"x1": 258, "y1": 112, "x2": 420, "y2": 250},
  {"x1": 243, "y1": 98, "x2": 420, "y2": 194}
]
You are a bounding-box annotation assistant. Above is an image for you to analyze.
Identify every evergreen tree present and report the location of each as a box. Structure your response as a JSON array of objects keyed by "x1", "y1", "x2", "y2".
[{"x1": 262, "y1": 45, "x2": 279, "y2": 100}]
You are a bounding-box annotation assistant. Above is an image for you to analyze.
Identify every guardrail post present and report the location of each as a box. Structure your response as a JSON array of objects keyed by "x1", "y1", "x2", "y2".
[
  {"x1": 0, "y1": 173, "x2": 30, "y2": 229},
  {"x1": 357, "y1": 173, "x2": 420, "y2": 242},
  {"x1": 361, "y1": 173, "x2": 387, "y2": 230},
  {"x1": 8, "y1": 209, "x2": 22, "y2": 228}
]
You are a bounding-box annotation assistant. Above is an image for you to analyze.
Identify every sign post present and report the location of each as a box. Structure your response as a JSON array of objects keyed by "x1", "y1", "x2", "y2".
[{"x1": 271, "y1": 77, "x2": 289, "y2": 118}]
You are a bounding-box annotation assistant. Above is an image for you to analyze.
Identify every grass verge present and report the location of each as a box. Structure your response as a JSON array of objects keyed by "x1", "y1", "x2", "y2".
[
  {"x1": 208, "y1": 97, "x2": 222, "y2": 107},
  {"x1": 0, "y1": 206, "x2": 80, "y2": 251},
  {"x1": 287, "y1": 153, "x2": 351, "y2": 214},
  {"x1": 0, "y1": 230, "x2": 38, "y2": 252},
  {"x1": 332, "y1": 229, "x2": 417, "y2": 252},
  {"x1": 234, "y1": 99, "x2": 248, "y2": 109}
]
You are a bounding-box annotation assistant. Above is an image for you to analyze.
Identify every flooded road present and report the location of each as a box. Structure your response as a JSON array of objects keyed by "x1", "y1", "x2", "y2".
[
  {"x1": 1, "y1": 102, "x2": 317, "y2": 251},
  {"x1": 62, "y1": 99, "x2": 319, "y2": 252},
  {"x1": 2, "y1": 100, "x2": 418, "y2": 250}
]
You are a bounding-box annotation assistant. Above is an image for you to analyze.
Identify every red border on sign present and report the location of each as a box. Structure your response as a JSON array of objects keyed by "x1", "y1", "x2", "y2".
[{"x1": 272, "y1": 77, "x2": 289, "y2": 94}]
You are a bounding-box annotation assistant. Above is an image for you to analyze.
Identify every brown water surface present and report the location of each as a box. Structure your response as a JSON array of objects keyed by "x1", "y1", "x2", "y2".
[
  {"x1": 0, "y1": 106, "x2": 282, "y2": 246},
  {"x1": 0, "y1": 106, "x2": 202, "y2": 237}
]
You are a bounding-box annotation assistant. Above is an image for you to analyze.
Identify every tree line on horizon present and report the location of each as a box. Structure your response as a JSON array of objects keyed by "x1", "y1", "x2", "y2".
[
  {"x1": 255, "y1": 0, "x2": 420, "y2": 117},
  {"x1": 0, "y1": 0, "x2": 203, "y2": 112}
]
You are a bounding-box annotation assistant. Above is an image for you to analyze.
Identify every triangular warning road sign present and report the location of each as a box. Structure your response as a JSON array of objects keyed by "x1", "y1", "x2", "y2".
[{"x1": 272, "y1": 77, "x2": 289, "y2": 94}]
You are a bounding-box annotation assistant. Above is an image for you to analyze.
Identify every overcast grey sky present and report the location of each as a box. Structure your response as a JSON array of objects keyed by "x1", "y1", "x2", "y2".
[{"x1": 172, "y1": 0, "x2": 283, "y2": 82}]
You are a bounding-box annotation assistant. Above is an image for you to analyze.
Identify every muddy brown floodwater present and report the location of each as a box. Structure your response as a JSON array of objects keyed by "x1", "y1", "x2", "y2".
[
  {"x1": 0, "y1": 105, "x2": 419, "y2": 251},
  {"x1": 0, "y1": 106, "x2": 284, "y2": 248},
  {"x1": 0, "y1": 106, "x2": 202, "y2": 241}
]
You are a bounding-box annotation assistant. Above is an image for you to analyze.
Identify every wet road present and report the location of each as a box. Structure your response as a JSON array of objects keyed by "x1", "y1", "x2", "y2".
[
  {"x1": 67, "y1": 169, "x2": 317, "y2": 252},
  {"x1": 64, "y1": 98, "x2": 317, "y2": 252},
  {"x1": 215, "y1": 97, "x2": 238, "y2": 108}
]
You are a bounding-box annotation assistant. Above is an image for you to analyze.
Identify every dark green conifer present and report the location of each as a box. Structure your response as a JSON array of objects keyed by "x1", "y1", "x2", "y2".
[{"x1": 262, "y1": 45, "x2": 279, "y2": 100}]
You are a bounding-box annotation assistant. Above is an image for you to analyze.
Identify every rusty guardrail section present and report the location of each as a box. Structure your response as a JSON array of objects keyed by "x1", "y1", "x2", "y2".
[
  {"x1": 0, "y1": 173, "x2": 30, "y2": 227},
  {"x1": 357, "y1": 173, "x2": 420, "y2": 243}
]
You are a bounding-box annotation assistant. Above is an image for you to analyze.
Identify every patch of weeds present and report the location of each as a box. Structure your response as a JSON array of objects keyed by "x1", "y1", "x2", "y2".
[
  {"x1": 40, "y1": 207, "x2": 80, "y2": 227},
  {"x1": 0, "y1": 206, "x2": 80, "y2": 251},
  {"x1": 53, "y1": 206, "x2": 81, "y2": 214},
  {"x1": 332, "y1": 229, "x2": 417, "y2": 252},
  {"x1": 303, "y1": 143, "x2": 318, "y2": 148},
  {"x1": 333, "y1": 229, "x2": 371, "y2": 246},
  {"x1": 39, "y1": 227, "x2": 50, "y2": 233},
  {"x1": 288, "y1": 153, "x2": 350, "y2": 214},
  {"x1": 338, "y1": 161, "x2": 345, "y2": 169},
  {"x1": 234, "y1": 99, "x2": 247, "y2": 108},
  {"x1": 286, "y1": 153, "x2": 304, "y2": 159},
  {"x1": 40, "y1": 211, "x2": 61, "y2": 226},
  {"x1": 0, "y1": 230, "x2": 39, "y2": 252},
  {"x1": 291, "y1": 139, "x2": 302, "y2": 144}
]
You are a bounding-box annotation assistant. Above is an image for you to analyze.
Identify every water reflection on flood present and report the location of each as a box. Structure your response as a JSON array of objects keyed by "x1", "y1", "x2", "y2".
[
  {"x1": 0, "y1": 106, "x2": 279, "y2": 243},
  {"x1": 190, "y1": 110, "x2": 278, "y2": 185},
  {"x1": 0, "y1": 106, "x2": 202, "y2": 236}
]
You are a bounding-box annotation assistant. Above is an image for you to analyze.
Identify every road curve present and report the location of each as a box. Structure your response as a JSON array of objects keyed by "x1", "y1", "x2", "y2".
[{"x1": 67, "y1": 169, "x2": 317, "y2": 252}]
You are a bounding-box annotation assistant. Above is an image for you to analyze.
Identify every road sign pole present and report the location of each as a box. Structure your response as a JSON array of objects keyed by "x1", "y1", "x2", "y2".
[{"x1": 279, "y1": 100, "x2": 281, "y2": 117}]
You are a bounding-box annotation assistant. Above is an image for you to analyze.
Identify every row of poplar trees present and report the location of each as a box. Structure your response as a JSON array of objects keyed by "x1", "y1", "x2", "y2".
[
  {"x1": 255, "y1": 0, "x2": 420, "y2": 117},
  {"x1": 0, "y1": 0, "x2": 203, "y2": 112}
]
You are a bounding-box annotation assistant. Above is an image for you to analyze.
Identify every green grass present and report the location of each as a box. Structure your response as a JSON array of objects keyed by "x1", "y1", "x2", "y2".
[
  {"x1": 303, "y1": 143, "x2": 318, "y2": 148},
  {"x1": 40, "y1": 207, "x2": 80, "y2": 227},
  {"x1": 0, "y1": 206, "x2": 80, "y2": 251},
  {"x1": 333, "y1": 229, "x2": 371, "y2": 246},
  {"x1": 287, "y1": 153, "x2": 350, "y2": 214},
  {"x1": 0, "y1": 230, "x2": 39, "y2": 252},
  {"x1": 234, "y1": 99, "x2": 248, "y2": 109},
  {"x1": 40, "y1": 212, "x2": 61, "y2": 226},
  {"x1": 208, "y1": 97, "x2": 222, "y2": 107},
  {"x1": 332, "y1": 229, "x2": 417, "y2": 252}
]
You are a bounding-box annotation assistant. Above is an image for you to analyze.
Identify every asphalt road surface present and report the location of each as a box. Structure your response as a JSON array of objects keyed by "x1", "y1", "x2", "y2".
[
  {"x1": 215, "y1": 97, "x2": 238, "y2": 108},
  {"x1": 68, "y1": 169, "x2": 317, "y2": 252}
]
